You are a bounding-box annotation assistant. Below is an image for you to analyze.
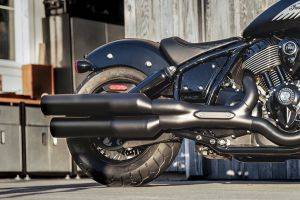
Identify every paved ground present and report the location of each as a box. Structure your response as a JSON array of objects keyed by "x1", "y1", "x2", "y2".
[{"x1": 1, "y1": 178, "x2": 300, "y2": 200}]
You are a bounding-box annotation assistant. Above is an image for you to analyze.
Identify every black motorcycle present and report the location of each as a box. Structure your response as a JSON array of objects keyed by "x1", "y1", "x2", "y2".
[{"x1": 42, "y1": 0, "x2": 300, "y2": 186}]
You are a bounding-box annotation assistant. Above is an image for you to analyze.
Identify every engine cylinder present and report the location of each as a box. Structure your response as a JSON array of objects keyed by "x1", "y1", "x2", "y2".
[{"x1": 242, "y1": 40, "x2": 288, "y2": 92}]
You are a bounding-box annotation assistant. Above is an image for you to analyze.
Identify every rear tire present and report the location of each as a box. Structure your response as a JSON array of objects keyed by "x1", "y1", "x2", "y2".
[{"x1": 67, "y1": 67, "x2": 182, "y2": 186}]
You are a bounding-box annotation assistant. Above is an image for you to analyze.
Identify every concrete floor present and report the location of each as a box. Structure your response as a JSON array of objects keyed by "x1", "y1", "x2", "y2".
[{"x1": 1, "y1": 178, "x2": 300, "y2": 200}]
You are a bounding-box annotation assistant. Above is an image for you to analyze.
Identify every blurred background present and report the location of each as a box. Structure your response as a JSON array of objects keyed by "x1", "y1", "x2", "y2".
[{"x1": 1, "y1": 0, "x2": 299, "y2": 181}]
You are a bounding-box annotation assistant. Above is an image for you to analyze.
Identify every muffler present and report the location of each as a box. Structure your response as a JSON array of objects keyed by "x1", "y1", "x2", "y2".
[
  {"x1": 50, "y1": 117, "x2": 161, "y2": 139},
  {"x1": 41, "y1": 93, "x2": 190, "y2": 116}
]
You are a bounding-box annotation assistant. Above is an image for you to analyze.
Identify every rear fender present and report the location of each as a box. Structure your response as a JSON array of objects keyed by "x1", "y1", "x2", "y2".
[{"x1": 84, "y1": 39, "x2": 170, "y2": 75}]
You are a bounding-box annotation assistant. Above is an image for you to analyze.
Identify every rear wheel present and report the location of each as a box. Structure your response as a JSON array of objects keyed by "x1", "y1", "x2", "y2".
[{"x1": 67, "y1": 67, "x2": 182, "y2": 186}]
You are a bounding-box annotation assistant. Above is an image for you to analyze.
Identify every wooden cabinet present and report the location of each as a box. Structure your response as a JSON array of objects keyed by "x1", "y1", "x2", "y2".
[{"x1": 22, "y1": 64, "x2": 54, "y2": 99}]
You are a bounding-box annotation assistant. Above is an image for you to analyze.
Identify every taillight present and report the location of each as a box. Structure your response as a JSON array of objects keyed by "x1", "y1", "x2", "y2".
[
  {"x1": 74, "y1": 60, "x2": 93, "y2": 73},
  {"x1": 107, "y1": 84, "x2": 128, "y2": 92}
]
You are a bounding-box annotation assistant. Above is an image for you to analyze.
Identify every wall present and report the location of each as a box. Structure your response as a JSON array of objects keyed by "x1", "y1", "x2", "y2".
[{"x1": 202, "y1": 0, "x2": 278, "y2": 40}]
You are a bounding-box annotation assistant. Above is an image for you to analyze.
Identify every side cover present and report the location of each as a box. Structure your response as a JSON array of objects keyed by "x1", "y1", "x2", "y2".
[
  {"x1": 84, "y1": 39, "x2": 170, "y2": 75},
  {"x1": 179, "y1": 56, "x2": 228, "y2": 102}
]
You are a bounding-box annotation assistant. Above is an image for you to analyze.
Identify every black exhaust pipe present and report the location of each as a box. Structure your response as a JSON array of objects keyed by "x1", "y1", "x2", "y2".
[
  {"x1": 49, "y1": 75, "x2": 257, "y2": 139},
  {"x1": 41, "y1": 93, "x2": 190, "y2": 116},
  {"x1": 44, "y1": 73, "x2": 300, "y2": 147},
  {"x1": 50, "y1": 117, "x2": 161, "y2": 139}
]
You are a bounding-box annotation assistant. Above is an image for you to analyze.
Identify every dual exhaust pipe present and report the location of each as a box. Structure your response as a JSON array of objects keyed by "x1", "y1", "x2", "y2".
[{"x1": 41, "y1": 75, "x2": 300, "y2": 147}]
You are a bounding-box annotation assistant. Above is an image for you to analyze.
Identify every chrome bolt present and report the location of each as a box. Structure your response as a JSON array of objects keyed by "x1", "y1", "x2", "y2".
[
  {"x1": 198, "y1": 86, "x2": 204, "y2": 91},
  {"x1": 212, "y1": 64, "x2": 216, "y2": 69},
  {"x1": 247, "y1": 130, "x2": 251, "y2": 134},
  {"x1": 166, "y1": 66, "x2": 177, "y2": 76},
  {"x1": 210, "y1": 139, "x2": 216, "y2": 145},
  {"x1": 226, "y1": 139, "x2": 231, "y2": 146},
  {"x1": 107, "y1": 53, "x2": 113, "y2": 59},
  {"x1": 218, "y1": 139, "x2": 226, "y2": 146},
  {"x1": 196, "y1": 135, "x2": 203, "y2": 141},
  {"x1": 145, "y1": 61, "x2": 152, "y2": 67},
  {"x1": 168, "y1": 66, "x2": 176, "y2": 72}
]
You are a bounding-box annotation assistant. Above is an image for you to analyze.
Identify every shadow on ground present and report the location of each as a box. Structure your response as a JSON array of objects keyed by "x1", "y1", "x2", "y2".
[
  {"x1": 0, "y1": 182, "x2": 100, "y2": 199},
  {"x1": 1, "y1": 179, "x2": 300, "y2": 199}
]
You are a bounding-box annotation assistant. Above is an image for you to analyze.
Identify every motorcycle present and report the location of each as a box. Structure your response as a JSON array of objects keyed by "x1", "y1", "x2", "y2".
[{"x1": 41, "y1": 0, "x2": 300, "y2": 186}]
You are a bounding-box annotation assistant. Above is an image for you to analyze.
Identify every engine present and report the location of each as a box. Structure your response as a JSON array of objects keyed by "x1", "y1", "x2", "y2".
[{"x1": 243, "y1": 39, "x2": 300, "y2": 131}]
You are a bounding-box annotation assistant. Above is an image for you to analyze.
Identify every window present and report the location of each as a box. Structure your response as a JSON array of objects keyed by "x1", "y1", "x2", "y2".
[{"x1": 0, "y1": 0, "x2": 14, "y2": 60}]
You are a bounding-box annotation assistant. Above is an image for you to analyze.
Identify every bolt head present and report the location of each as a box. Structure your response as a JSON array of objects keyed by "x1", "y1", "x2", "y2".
[
  {"x1": 168, "y1": 66, "x2": 176, "y2": 72},
  {"x1": 202, "y1": 151, "x2": 208, "y2": 156},
  {"x1": 218, "y1": 139, "x2": 226, "y2": 146},
  {"x1": 145, "y1": 61, "x2": 152, "y2": 67},
  {"x1": 198, "y1": 86, "x2": 204, "y2": 91},
  {"x1": 210, "y1": 139, "x2": 216, "y2": 145},
  {"x1": 107, "y1": 53, "x2": 113, "y2": 59},
  {"x1": 196, "y1": 135, "x2": 202, "y2": 141}
]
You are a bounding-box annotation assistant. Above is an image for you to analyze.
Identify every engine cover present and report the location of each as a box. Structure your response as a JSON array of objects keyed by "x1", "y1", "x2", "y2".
[{"x1": 267, "y1": 83, "x2": 300, "y2": 130}]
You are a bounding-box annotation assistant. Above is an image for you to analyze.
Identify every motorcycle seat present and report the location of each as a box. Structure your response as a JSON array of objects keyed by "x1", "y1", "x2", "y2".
[{"x1": 160, "y1": 37, "x2": 242, "y2": 65}]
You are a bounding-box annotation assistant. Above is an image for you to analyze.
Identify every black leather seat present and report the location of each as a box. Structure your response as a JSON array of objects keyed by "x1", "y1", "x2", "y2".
[{"x1": 160, "y1": 37, "x2": 242, "y2": 65}]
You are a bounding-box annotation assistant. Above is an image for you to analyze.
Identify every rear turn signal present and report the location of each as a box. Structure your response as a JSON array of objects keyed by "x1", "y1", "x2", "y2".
[{"x1": 74, "y1": 60, "x2": 93, "y2": 73}]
